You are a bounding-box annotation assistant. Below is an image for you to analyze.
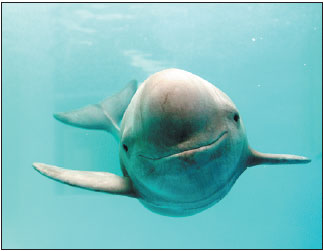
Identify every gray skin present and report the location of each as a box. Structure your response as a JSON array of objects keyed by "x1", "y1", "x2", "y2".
[{"x1": 33, "y1": 68, "x2": 311, "y2": 217}]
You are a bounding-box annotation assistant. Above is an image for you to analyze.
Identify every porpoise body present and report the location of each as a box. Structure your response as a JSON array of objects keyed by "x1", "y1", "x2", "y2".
[{"x1": 33, "y1": 68, "x2": 311, "y2": 217}]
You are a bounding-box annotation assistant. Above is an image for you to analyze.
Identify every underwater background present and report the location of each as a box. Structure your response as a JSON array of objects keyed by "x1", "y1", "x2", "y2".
[{"x1": 2, "y1": 3, "x2": 322, "y2": 249}]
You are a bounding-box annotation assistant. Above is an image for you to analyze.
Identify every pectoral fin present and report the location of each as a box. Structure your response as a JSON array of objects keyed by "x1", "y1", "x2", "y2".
[
  {"x1": 54, "y1": 80, "x2": 137, "y2": 140},
  {"x1": 247, "y1": 148, "x2": 311, "y2": 167},
  {"x1": 33, "y1": 162, "x2": 137, "y2": 197}
]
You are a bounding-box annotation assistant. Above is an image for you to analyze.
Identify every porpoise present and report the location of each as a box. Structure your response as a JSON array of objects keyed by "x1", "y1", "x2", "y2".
[{"x1": 33, "y1": 68, "x2": 311, "y2": 217}]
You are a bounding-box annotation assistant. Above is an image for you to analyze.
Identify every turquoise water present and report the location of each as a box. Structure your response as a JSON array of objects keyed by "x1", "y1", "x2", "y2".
[{"x1": 2, "y1": 3, "x2": 322, "y2": 249}]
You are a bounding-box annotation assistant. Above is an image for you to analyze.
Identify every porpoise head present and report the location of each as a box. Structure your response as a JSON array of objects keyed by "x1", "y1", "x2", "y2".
[{"x1": 119, "y1": 69, "x2": 251, "y2": 216}]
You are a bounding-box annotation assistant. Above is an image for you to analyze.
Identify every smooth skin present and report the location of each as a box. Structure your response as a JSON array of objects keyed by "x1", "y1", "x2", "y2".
[{"x1": 33, "y1": 68, "x2": 311, "y2": 217}]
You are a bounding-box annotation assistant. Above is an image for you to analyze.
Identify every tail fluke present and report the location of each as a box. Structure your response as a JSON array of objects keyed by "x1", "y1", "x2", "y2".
[{"x1": 54, "y1": 80, "x2": 137, "y2": 140}]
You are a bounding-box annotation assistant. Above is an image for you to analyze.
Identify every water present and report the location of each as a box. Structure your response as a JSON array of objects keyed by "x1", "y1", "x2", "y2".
[{"x1": 2, "y1": 3, "x2": 322, "y2": 249}]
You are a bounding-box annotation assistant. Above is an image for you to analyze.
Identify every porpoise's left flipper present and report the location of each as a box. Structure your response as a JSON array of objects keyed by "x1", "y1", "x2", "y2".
[
  {"x1": 247, "y1": 148, "x2": 311, "y2": 167},
  {"x1": 54, "y1": 80, "x2": 137, "y2": 140},
  {"x1": 33, "y1": 162, "x2": 137, "y2": 197}
]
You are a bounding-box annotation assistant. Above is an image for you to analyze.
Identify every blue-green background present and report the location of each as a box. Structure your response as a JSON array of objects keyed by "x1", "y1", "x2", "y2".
[{"x1": 2, "y1": 3, "x2": 322, "y2": 249}]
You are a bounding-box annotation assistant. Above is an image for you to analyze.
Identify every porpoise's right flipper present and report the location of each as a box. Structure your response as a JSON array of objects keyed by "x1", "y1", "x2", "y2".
[
  {"x1": 54, "y1": 80, "x2": 137, "y2": 140},
  {"x1": 33, "y1": 162, "x2": 137, "y2": 197}
]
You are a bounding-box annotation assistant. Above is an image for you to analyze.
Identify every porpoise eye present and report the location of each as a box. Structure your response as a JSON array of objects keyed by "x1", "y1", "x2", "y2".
[
  {"x1": 234, "y1": 113, "x2": 240, "y2": 122},
  {"x1": 123, "y1": 144, "x2": 128, "y2": 152}
]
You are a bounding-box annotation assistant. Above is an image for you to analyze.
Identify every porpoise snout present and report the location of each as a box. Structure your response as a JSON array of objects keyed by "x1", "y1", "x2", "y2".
[{"x1": 139, "y1": 73, "x2": 218, "y2": 148}]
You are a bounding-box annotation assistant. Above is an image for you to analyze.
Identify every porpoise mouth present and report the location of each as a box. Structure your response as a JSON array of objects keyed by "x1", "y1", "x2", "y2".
[{"x1": 138, "y1": 131, "x2": 228, "y2": 161}]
